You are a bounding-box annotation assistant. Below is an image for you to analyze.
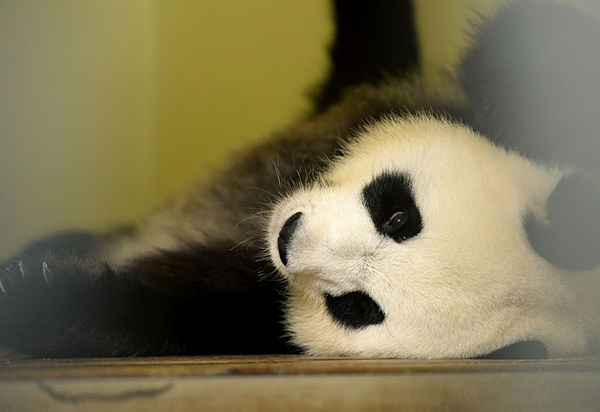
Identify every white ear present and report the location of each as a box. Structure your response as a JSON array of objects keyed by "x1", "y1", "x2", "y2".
[{"x1": 506, "y1": 153, "x2": 566, "y2": 224}]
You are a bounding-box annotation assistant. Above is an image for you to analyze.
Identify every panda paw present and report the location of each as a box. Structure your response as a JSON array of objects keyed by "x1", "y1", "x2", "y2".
[
  {"x1": 0, "y1": 253, "x2": 115, "y2": 354},
  {"x1": 0, "y1": 251, "x2": 104, "y2": 309},
  {"x1": 0, "y1": 230, "x2": 100, "y2": 302},
  {"x1": 0, "y1": 253, "x2": 109, "y2": 305},
  {"x1": 0, "y1": 258, "x2": 52, "y2": 298}
]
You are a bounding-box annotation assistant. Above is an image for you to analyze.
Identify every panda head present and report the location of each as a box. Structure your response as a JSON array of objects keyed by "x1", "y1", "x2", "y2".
[{"x1": 267, "y1": 114, "x2": 587, "y2": 358}]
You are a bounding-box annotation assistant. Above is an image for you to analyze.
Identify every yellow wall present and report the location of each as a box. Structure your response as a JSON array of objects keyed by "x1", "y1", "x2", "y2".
[
  {"x1": 2, "y1": 0, "x2": 597, "y2": 258},
  {"x1": 0, "y1": 1, "x2": 331, "y2": 258},
  {"x1": 153, "y1": 1, "x2": 331, "y2": 200},
  {"x1": 0, "y1": 1, "x2": 157, "y2": 257}
]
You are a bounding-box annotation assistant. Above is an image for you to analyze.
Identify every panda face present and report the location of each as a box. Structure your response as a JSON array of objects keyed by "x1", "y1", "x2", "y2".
[{"x1": 267, "y1": 115, "x2": 586, "y2": 358}]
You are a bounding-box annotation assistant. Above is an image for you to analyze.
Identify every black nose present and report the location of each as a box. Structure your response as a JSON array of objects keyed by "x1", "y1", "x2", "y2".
[{"x1": 277, "y1": 212, "x2": 302, "y2": 266}]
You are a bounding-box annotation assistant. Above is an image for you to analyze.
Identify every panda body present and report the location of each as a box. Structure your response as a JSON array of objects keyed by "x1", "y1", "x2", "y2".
[{"x1": 0, "y1": 0, "x2": 599, "y2": 359}]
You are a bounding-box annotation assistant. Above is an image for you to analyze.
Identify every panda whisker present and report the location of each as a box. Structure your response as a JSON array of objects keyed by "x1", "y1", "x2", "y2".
[
  {"x1": 299, "y1": 155, "x2": 307, "y2": 171},
  {"x1": 384, "y1": 322, "x2": 403, "y2": 349},
  {"x1": 255, "y1": 246, "x2": 273, "y2": 262},
  {"x1": 233, "y1": 214, "x2": 261, "y2": 231},
  {"x1": 272, "y1": 160, "x2": 283, "y2": 188},
  {"x1": 229, "y1": 235, "x2": 257, "y2": 252},
  {"x1": 250, "y1": 186, "x2": 277, "y2": 199},
  {"x1": 257, "y1": 266, "x2": 280, "y2": 281},
  {"x1": 295, "y1": 155, "x2": 309, "y2": 183},
  {"x1": 240, "y1": 206, "x2": 264, "y2": 212},
  {"x1": 249, "y1": 202, "x2": 277, "y2": 211}
]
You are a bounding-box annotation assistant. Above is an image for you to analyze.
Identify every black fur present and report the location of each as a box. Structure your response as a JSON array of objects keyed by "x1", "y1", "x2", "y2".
[
  {"x1": 0, "y1": 241, "x2": 295, "y2": 357},
  {"x1": 314, "y1": 0, "x2": 420, "y2": 111},
  {"x1": 362, "y1": 173, "x2": 422, "y2": 243},
  {"x1": 325, "y1": 291, "x2": 385, "y2": 329}
]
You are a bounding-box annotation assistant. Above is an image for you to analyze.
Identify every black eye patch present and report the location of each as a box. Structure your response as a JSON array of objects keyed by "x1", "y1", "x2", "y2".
[
  {"x1": 325, "y1": 291, "x2": 385, "y2": 329},
  {"x1": 362, "y1": 172, "x2": 422, "y2": 242}
]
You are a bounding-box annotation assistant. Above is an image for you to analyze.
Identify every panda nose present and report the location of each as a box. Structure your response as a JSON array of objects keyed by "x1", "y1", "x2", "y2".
[{"x1": 277, "y1": 212, "x2": 302, "y2": 266}]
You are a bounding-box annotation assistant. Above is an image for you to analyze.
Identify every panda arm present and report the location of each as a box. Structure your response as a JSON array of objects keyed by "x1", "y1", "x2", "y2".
[{"x1": 0, "y1": 243, "x2": 292, "y2": 357}]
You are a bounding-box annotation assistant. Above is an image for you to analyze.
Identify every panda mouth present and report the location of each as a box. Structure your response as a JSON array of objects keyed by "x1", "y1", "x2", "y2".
[{"x1": 324, "y1": 291, "x2": 386, "y2": 329}]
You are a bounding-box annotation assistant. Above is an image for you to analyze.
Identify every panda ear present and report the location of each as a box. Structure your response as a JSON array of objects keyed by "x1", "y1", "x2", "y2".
[
  {"x1": 525, "y1": 173, "x2": 600, "y2": 271},
  {"x1": 460, "y1": 2, "x2": 600, "y2": 173}
]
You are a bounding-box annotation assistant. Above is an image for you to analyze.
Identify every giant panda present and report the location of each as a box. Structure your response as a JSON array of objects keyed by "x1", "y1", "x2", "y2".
[{"x1": 0, "y1": 0, "x2": 599, "y2": 359}]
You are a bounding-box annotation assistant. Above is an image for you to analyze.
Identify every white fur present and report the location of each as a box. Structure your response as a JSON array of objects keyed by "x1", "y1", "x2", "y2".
[{"x1": 268, "y1": 115, "x2": 594, "y2": 358}]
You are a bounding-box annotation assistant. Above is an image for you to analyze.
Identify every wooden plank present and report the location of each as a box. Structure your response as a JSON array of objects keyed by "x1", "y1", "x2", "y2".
[
  {"x1": 1, "y1": 355, "x2": 600, "y2": 379},
  {"x1": 1, "y1": 357, "x2": 599, "y2": 411}
]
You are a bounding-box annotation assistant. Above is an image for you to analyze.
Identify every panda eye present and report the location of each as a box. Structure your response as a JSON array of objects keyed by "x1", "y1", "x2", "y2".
[
  {"x1": 383, "y1": 210, "x2": 409, "y2": 232},
  {"x1": 362, "y1": 173, "x2": 423, "y2": 243}
]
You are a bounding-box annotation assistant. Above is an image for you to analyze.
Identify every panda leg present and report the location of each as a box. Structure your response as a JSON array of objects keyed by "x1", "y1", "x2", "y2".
[
  {"x1": 314, "y1": 0, "x2": 420, "y2": 111},
  {"x1": 0, "y1": 237, "x2": 292, "y2": 358}
]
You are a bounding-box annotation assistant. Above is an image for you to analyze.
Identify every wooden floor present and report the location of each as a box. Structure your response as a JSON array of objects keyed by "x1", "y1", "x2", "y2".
[{"x1": 1, "y1": 356, "x2": 599, "y2": 411}]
